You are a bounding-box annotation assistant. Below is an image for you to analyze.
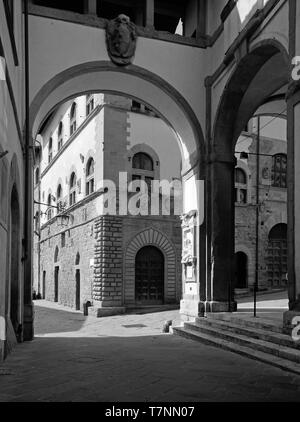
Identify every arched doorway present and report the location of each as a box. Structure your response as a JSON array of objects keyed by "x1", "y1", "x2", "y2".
[
  {"x1": 10, "y1": 185, "x2": 21, "y2": 334},
  {"x1": 135, "y1": 246, "x2": 164, "y2": 305},
  {"x1": 42, "y1": 271, "x2": 46, "y2": 299},
  {"x1": 75, "y1": 270, "x2": 80, "y2": 311},
  {"x1": 267, "y1": 224, "x2": 287, "y2": 288},
  {"x1": 54, "y1": 246, "x2": 59, "y2": 302},
  {"x1": 75, "y1": 252, "x2": 80, "y2": 310},
  {"x1": 234, "y1": 252, "x2": 248, "y2": 289}
]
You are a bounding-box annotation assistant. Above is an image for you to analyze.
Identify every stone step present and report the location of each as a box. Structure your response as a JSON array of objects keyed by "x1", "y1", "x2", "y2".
[
  {"x1": 204, "y1": 313, "x2": 283, "y2": 334},
  {"x1": 184, "y1": 321, "x2": 300, "y2": 364},
  {"x1": 195, "y1": 317, "x2": 300, "y2": 350},
  {"x1": 184, "y1": 323, "x2": 300, "y2": 363},
  {"x1": 172, "y1": 326, "x2": 300, "y2": 376}
]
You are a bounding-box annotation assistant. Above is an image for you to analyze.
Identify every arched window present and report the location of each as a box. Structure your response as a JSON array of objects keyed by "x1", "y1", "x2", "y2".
[
  {"x1": 272, "y1": 154, "x2": 287, "y2": 188},
  {"x1": 86, "y1": 157, "x2": 95, "y2": 196},
  {"x1": 58, "y1": 121, "x2": 64, "y2": 151},
  {"x1": 70, "y1": 102, "x2": 77, "y2": 135},
  {"x1": 47, "y1": 193, "x2": 52, "y2": 220},
  {"x1": 35, "y1": 168, "x2": 39, "y2": 186},
  {"x1": 57, "y1": 184, "x2": 63, "y2": 212},
  {"x1": 267, "y1": 224, "x2": 287, "y2": 288},
  {"x1": 132, "y1": 152, "x2": 155, "y2": 195},
  {"x1": 235, "y1": 168, "x2": 247, "y2": 204},
  {"x1": 86, "y1": 94, "x2": 94, "y2": 116},
  {"x1": 48, "y1": 137, "x2": 53, "y2": 164},
  {"x1": 132, "y1": 152, "x2": 154, "y2": 171},
  {"x1": 69, "y1": 172, "x2": 77, "y2": 206}
]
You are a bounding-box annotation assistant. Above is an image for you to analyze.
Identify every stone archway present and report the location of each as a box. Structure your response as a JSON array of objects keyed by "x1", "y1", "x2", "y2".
[
  {"x1": 124, "y1": 228, "x2": 177, "y2": 306},
  {"x1": 207, "y1": 40, "x2": 289, "y2": 313}
]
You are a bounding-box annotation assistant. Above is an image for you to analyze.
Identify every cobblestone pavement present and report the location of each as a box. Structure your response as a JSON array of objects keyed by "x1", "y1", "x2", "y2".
[{"x1": 0, "y1": 300, "x2": 300, "y2": 402}]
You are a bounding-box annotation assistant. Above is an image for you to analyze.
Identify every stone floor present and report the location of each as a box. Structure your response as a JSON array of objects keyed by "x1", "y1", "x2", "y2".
[{"x1": 0, "y1": 298, "x2": 300, "y2": 402}]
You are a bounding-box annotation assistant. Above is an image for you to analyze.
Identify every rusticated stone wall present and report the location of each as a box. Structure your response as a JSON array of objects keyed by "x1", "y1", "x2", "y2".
[{"x1": 93, "y1": 216, "x2": 123, "y2": 307}]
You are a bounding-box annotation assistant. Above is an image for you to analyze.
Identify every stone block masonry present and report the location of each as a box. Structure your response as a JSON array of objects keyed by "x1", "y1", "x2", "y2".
[{"x1": 93, "y1": 215, "x2": 123, "y2": 307}]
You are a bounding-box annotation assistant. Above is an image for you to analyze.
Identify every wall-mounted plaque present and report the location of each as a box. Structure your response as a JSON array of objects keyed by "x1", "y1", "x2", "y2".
[{"x1": 181, "y1": 210, "x2": 197, "y2": 283}]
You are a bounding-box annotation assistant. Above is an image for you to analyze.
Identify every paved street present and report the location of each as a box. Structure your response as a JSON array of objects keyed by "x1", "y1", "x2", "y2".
[{"x1": 0, "y1": 299, "x2": 300, "y2": 402}]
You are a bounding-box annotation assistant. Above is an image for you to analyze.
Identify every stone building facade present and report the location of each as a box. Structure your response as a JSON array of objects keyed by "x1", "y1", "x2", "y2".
[
  {"x1": 33, "y1": 94, "x2": 182, "y2": 313},
  {"x1": 0, "y1": 1, "x2": 34, "y2": 359},
  {"x1": 234, "y1": 115, "x2": 287, "y2": 293}
]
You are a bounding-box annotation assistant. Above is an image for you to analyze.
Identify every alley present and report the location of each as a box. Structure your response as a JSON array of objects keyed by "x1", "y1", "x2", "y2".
[{"x1": 0, "y1": 300, "x2": 300, "y2": 402}]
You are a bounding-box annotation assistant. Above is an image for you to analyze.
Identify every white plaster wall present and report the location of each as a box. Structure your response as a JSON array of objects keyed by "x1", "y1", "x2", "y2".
[
  {"x1": 39, "y1": 104, "x2": 104, "y2": 225},
  {"x1": 127, "y1": 112, "x2": 181, "y2": 182}
]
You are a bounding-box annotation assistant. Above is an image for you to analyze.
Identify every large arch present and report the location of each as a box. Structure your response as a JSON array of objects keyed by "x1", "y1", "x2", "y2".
[
  {"x1": 206, "y1": 40, "x2": 289, "y2": 312},
  {"x1": 29, "y1": 62, "x2": 205, "y2": 174}
]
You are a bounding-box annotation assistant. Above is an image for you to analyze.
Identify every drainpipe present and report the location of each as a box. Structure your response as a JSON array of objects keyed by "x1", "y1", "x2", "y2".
[{"x1": 23, "y1": 0, "x2": 34, "y2": 341}]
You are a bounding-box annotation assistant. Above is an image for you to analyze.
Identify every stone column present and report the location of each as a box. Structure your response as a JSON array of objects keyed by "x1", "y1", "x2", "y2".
[
  {"x1": 179, "y1": 164, "x2": 206, "y2": 321},
  {"x1": 144, "y1": 0, "x2": 154, "y2": 29},
  {"x1": 83, "y1": 0, "x2": 97, "y2": 15},
  {"x1": 196, "y1": 0, "x2": 207, "y2": 41},
  {"x1": 207, "y1": 154, "x2": 237, "y2": 312},
  {"x1": 283, "y1": 0, "x2": 300, "y2": 333}
]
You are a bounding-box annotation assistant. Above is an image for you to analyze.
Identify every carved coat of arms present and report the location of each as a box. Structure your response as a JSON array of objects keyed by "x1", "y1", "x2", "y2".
[{"x1": 106, "y1": 14, "x2": 137, "y2": 66}]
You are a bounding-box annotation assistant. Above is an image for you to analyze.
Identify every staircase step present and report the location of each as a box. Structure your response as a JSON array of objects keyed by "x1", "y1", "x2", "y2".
[
  {"x1": 205, "y1": 313, "x2": 283, "y2": 334},
  {"x1": 194, "y1": 317, "x2": 300, "y2": 350},
  {"x1": 183, "y1": 321, "x2": 300, "y2": 364},
  {"x1": 172, "y1": 326, "x2": 300, "y2": 376}
]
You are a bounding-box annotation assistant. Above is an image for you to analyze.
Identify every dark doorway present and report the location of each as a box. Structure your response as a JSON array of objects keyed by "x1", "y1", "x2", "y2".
[
  {"x1": 54, "y1": 266, "x2": 59, "y2": 302},
  {"x1": 267, "y1": 223, "x2": 287, "y2": 288},
  {"x1": 75, "y1": 269, "x2": 80, "y2": 311},
  {"x1": 135, "y1": 246, "x2": 164, "y2": 304},
  {"x1": 42, "y1": 271, "x2": 46, "y2": 299},
  {"x1": 234, "y1": 252, "x2": 248, "y2": 289},
  {"x1": 10, "y1": 185, "x2": 20, "y2": 333}
]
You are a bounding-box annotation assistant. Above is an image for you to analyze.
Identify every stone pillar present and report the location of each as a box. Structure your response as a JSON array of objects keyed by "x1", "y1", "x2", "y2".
[
  {"x1": 144, "y1": 0, "x2": 154, "y2": 29},
  {"x1": 207, "y1": 154, "x2": 237, "y2": 312},
  {"x1": 284, "y1": 81, "x2": 300, "y2": 332},
  {"x1": 196, "y1": 0, "x2": 207, "y2": 40},
  {"x1": 83, "y1": 0, "x2": 97, "y2": 15},
  {"x1": 283, "y1": 0, "x2": 300, "y2": 333},
  {"x1": 179, "y1": 165, "x2": 206, "y2": 321},
  {"x1": 23, "y1": 144, "x2": 34, "y2": 342},
  {"x1": 91, "y1": 215, "x2": 125, "y2": 317}
]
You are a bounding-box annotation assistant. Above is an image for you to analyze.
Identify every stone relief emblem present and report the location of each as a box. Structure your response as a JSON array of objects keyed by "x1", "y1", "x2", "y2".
[{"x1": 106, "y1": 14, "x2": 137, "y2": 66}]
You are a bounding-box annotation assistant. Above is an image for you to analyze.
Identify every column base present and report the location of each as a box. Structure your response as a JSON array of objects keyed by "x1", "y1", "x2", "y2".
[
  {"x1": 205, "y1": 301, "x2": 237, "y2": 313},
  {"x1": 180, "y1": 298, "x2": 205, "y2": 322},
  {"x1": 23, "y1": 303, "x2": 34, "y2": 341},
  {"x1": 180, "y1": 298, "x2": 237, "y2": 322}
]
